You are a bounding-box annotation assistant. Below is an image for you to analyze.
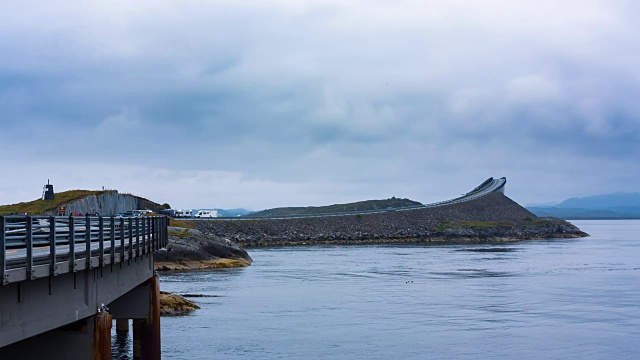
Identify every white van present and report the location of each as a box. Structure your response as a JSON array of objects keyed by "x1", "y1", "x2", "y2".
[
  {"x1": 195, "y1": 209, "x2": 218, "y2": 218},
  {"x1": 175, "y1": 209, "x2": 193, "y2": 218}
]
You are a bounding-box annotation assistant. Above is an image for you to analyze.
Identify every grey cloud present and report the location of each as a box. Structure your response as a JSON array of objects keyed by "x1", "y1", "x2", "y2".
[{"x1": 1, "y1": 1, "x2": 639, "y2": 208}]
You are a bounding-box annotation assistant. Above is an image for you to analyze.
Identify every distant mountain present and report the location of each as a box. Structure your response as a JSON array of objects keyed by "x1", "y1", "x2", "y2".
[
  {"x1": 527, "y1": 192, "x2": 640, "y2": 219},
  {"x1": 525, "y1": 201, "x2": 559, "y2": 208},
  {"x1": 216, "y1": 208, "x2": 255, "y2": 217},
  {"x1": 247, "y1": 197, "x2": 423, "y2": 218},
  {"x1": 556, "y1": 192, "x2": 640, "y2": 209}
]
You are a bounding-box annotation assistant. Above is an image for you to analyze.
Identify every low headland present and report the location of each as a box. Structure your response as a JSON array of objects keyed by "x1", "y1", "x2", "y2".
[{"x1": 184, "y1": 192, "x2": 587, "y2": 248}]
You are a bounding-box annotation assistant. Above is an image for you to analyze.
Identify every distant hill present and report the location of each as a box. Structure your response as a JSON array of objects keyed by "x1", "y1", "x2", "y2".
[
  {"x1": 216, "y1": 208, "x2": 255, "y2": 217},
  {"x1": 527, "y1": 192, "x2": 640, "y2": 219},
  {"x1": 247, "y1": 197, "x2": 423, "y2": 217},
  {"x1": 556, "y1": 192, "x2": 640, "y2": 209},
  {"x1": 0, "y1": 190, "x2": 115, "y2": 215}
]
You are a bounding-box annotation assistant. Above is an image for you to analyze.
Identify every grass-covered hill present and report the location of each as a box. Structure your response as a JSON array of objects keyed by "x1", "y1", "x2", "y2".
[
  {"x1": 0, "y1": 190, "x2": 163, "y2": 215},
  {"x1": 247, "y1": 197, "x2": 423, "y2": 217},
  {"x1": 0, "y1": 190, "x2": 116, "y2": 215}
]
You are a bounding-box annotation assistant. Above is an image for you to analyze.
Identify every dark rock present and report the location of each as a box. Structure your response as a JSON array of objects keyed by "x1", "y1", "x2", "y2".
[
  {"x1": 154, "y1": 227, "x2": 253, "y2": 270},
  {"x1": 159, "y1": 291, "x2": 200, "y2": 315}
]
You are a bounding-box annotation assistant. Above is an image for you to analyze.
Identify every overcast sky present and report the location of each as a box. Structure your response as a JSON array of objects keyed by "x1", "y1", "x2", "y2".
[{"x1": 1, "y1": 1, "x2": 638, "y2": 210}]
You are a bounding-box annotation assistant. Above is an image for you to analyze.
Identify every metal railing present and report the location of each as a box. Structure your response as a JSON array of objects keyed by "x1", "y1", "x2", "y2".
[{"x1": 0, "y1": 215, "x2": 168, "y2": 285}]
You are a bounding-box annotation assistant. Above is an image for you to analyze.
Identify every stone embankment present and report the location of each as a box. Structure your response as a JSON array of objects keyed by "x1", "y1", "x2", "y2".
[
  {"x1": 154, "y1": 227, "x2": 253, "y2": 271},
  {"x1": 192, "y1": 193, "x2": 587, "y2": 246}
]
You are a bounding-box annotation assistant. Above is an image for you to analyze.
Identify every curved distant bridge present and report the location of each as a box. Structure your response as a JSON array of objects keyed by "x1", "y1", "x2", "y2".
[
  {"x1": 430, "y1": 176, "x2": 506, "y2": 207},
  {"x1": 207, "y1": 176, "x2": 507, "y2": 220}
]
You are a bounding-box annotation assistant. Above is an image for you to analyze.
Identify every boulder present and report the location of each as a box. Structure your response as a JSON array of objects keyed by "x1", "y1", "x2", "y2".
[
  {"x1": 154, "y1": 227, "x2": 253, "y2": 271},
  {"x1": 159, "y1": 291, "x2": 200, "y2": 315}
]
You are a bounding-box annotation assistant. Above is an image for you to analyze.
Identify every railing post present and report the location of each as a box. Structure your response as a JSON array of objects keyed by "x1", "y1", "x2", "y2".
[
  {"x1": 146, "y1": 217, "x2": 151, "y2": 254},
  {"x1": 142, "y1": 217, "x2": 146, "y2": 255},
  {"x1": 128, "y1": 218, "x2": 133, "y2": 262},
  {"x1": 158, "y1": 216, "x2": 169, "y2": 248},
  {"x1": 49, "y1": 216, "x2": 56, "y2": 277},
  {"x1": 157, "y1": 217, "x2": 161, "y2": 250},
  {"x1": 120, "y1": 217, "x2": 125, "y2": 263},
  {"x1": 163, "y1": 216, "x2": 168, "y2": 247},
  {"x1": 0, "y1": 216, "x2": 6, "y2": 285},
  {"x1": 98, "y1": 216, "x2": 104, "y2": 269},
  {"x1": 26, "y1": 216, "x2": 33, "y2": 280},
  {"x1": 69, "y1": 216, "x2": 75, "y2": 272},
  {"x1": 147, "y1": 217, "x2": 152, "y2": 253},
  {"x1": 85, "y1": 215, "x2": 91, "y2": 269},
  {"x1": 151, "y1": 217, "x2": 156, "y2": 251},
  {"x1": 140, "y1": 217, "x2": 145, "y2": 255},
  {"x1": 136, "y1": 217, "x2": 141, "y2": 258},
  {"x1": 110, "y1": 217, "x2": 116, "y2": 268}
]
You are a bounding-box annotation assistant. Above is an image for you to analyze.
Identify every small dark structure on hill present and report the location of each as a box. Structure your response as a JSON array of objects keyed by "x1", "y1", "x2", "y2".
[{"x1": 42, "y1": 180, "x2": 54, "y2": 201}]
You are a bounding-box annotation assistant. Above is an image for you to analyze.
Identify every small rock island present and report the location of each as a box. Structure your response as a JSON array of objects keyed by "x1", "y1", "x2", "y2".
[{"x1": 155, "y1": 226, "x2": 253, "y2": 271}]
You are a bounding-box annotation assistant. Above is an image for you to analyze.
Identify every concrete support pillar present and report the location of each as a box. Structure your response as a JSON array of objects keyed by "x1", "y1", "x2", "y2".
[
  {"x1": 116, "y1": 318, "x2": 129, "y2": 333},
  {"x1": 133, "y1": 275, "x2": 161, "y2": 360},
  {"x1": 93, "y1": 312, "x2": 113, "y2": 360},
  {"x1": 0, "y1": 313, "x2": 114, "y2": 360}
]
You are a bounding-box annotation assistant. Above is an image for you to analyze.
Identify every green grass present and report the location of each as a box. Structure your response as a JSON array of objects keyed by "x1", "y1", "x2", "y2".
[
  {"x1": 168, "y1": 228, "x2": 190, "y2": 239},
  {"x1": 0, "y1": 190, "x2": 117, "y2": 215},
  {"x1": 169, "y1": 219, "x2": 197, "y2": 229},
  {"x1": 524, "y1": 218, "x2": 553, "y2": 225},
  {"x1": 458, "y1": 221, "x2": 514, "y2": 227},
  {"x1": 438, "y1": 220, "x2": 514, "y2": 230}
]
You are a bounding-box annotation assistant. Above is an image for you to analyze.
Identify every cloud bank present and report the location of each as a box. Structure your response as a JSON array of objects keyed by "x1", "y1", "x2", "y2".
[{"x1": 1, "y1": 1, "x2": 638, "y2": 209}]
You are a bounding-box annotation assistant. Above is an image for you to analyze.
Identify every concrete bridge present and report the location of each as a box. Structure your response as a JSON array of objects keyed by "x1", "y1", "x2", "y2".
[{"x1": 0, "y1": 215, "x2": 168, "y2": 359}]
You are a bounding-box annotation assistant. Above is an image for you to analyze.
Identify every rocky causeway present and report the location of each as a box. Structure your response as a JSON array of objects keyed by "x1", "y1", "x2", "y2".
[{"x1": 188, "y1": 192, "x2": 587, "y2": 247}]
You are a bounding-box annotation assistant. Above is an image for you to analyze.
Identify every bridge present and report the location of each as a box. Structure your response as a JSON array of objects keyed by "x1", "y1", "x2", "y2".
[
  {"x1": 189, "y1": 177, "x2": 507, "y2": 221},
  {"x1": 0, "y1": 215, "x2": 168, "y2": 359}
]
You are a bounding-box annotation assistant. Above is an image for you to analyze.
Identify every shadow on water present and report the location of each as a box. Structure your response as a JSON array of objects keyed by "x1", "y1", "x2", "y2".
[
  {"x1": 112, "y1": 329, "x2": 131, "y2": 360},
  {"x1": 431, "y1": 269, "x2": 517, "y2": 279},
  {"x1": 456, "y1": 247, "x2": 518, "y2": 253}
]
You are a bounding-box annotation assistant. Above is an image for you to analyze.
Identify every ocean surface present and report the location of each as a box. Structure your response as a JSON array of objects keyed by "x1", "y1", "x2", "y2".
[{"x1": 113, "y1": 220, "x2": 640, "y2": 359}]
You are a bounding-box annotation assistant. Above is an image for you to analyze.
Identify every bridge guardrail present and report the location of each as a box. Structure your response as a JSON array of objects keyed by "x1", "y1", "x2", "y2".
[{"x1": 0, "y1": 215, "x2": 168, "y2": 285}]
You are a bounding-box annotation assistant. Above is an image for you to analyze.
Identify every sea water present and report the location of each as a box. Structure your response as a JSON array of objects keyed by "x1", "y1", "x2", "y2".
[{"x1": 114, "y1": 220, "x2": 640, "y2": 359}]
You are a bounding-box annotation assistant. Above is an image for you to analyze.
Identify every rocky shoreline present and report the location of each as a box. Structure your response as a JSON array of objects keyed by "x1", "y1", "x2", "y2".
[{"x1": 239, "y1": 232, "x2": 584, "y2": 248}]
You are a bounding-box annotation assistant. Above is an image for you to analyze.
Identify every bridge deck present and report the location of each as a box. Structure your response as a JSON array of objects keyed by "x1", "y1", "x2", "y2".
[{"x1": 0, "y1": 216, "x2": 168, "y2": 350}]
